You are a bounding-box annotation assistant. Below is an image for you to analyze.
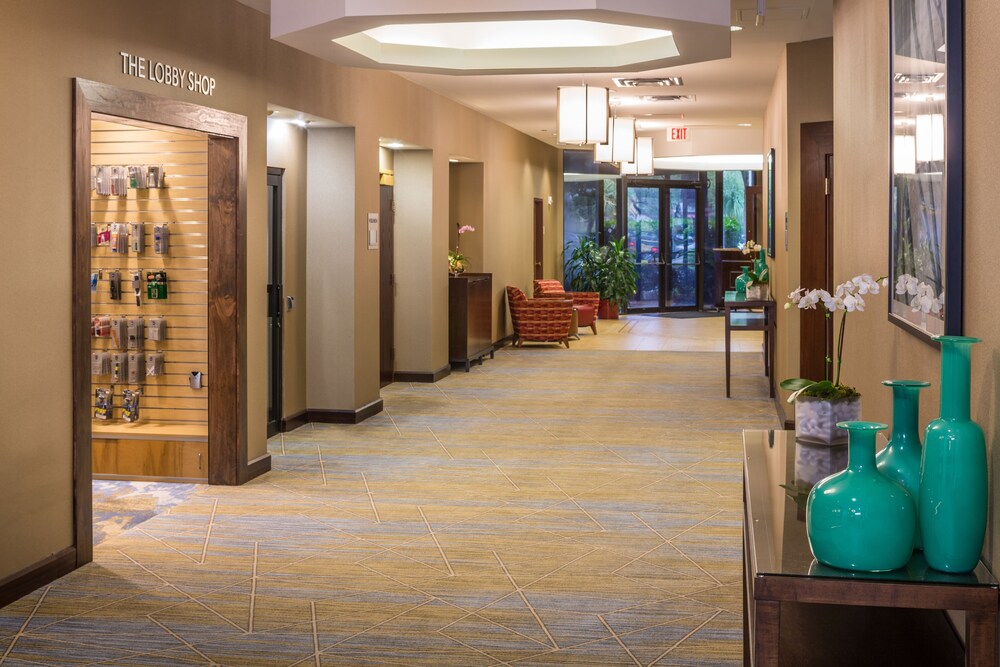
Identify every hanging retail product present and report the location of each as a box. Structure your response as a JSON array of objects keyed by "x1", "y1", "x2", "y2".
[
  {"x1": 147, "y1": 317, "x2": 166, "y2": 342},
  {"x1": 92, "y1": 316, "x2": 111, "y2": 338},
  {"x1": 111, "y1": 166, "x2": 129, "y2": 196},
  {"x1": 91, "y1": 351, "x2": 110, "y2": 377},
  {"x1": 94, "y1": 387, "x2": 113, "y2": 420},
  {"x1": 109, "y1": 223, "x2": 129, "y2": 254},
  {"x1": 130, "y1": 222, "x2": 144, "y2": 254},
  {"x1": 153, "y1": 223, "x2": 169, "y2": 255},
  {"x1": 109, "y1": 316, "x2": 125, "y2": 349},
  {"x1": 121, "y1": 388, "x2": 141, "y2": 423},
  {"x1": 189, "y1": 371, "x2": 203, "y2": 390},
  {"x1": 127, "y1": 351, "x2": 144, "y2": 384},
  {"x1": 111, "y1": 352, "x2": 128, "y2": 383},
  {"x1": 90, "y1": 225, "x2": 98, "y2": 248},
  {"x1": 146, "y1": 271, "x2": 168, "y2": 300},
  {"x1": 108, "y1": 270, "x2": 122, "y2": 301},
  {"x1": 131, "y1": 272, "x2": 142, "y2": 307},
  {"x1": 146, "y1": 165, "x2": 165, "y2": 188},
  {"x1": 126, "y1": 316, "x2": 144, "y2": 350},
  {"x1": 145, "y1": 351, "x2": 164, "y2": 377}
]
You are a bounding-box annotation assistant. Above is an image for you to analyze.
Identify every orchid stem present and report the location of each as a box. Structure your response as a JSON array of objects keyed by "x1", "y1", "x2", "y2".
[{"x1": 834, "y1": 311, "x2": 847, "y2": 387}]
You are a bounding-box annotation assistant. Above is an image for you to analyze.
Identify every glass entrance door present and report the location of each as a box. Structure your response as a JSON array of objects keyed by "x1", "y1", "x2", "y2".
[{"x1": 626, "y1": 183, "x2": 703, "y2": 311}]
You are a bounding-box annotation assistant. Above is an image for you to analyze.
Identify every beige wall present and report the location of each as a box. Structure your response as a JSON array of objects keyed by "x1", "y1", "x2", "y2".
[
  {"x1": 449, "y1": 163, "x2": 485, "y2": 274},
  {"x1": 0, "y1": 0, "x2": 561, "y2": 581},
  {"x1": 266, "y1": 119, "x2": 308, "y2": 419},
  {"x1": 833, "y1": 0, "x2": 1000, "y2": 569},
  {"x1": 763, "y1": 38, "x2": 834, "y2": 417}
]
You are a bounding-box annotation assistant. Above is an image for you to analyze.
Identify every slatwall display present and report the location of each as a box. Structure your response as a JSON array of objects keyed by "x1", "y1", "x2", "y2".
[{"x1": 90, "y1": 115, "x2": 208, "y2": 432}]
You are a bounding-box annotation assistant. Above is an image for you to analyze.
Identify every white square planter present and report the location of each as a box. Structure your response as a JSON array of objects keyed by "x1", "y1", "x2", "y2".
[
  {"x1": 746, "y1": 284, "x2": 769, "y2": 300},
  {"x1": 795, "y1": 396, "x2": 862, "y2": 445}
]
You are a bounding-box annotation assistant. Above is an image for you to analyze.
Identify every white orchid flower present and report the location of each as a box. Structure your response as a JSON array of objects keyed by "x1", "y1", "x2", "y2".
[
  {"x1": 843, "y1": 293, "x2": 865, "y2": 312},
  {"x1": 754, "y1": 243, "x2": 762, "y2": 252},
  {"x1": 822, "y1": 293, "x2": 844, "y2": 312},
  {"x1": 788, "y1": 287, "x2": 805, "y2": 303},
  {"x1": 881, "y1": 277, "x2": 889, "y2": 288}
]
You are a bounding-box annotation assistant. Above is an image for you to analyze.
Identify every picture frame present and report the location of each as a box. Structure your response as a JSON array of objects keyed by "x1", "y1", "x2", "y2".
[
  {"x1": 766, "y1": 148, "x2": 775, "y2": 258},
  {"x1": 888, "y1": 0, "x2": 963, "y2": 341}
]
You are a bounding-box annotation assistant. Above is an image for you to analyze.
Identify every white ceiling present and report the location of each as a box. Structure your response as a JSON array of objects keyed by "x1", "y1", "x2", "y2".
[{"x1": 238, "y1": 0, "x2": 832, "y2": 152}]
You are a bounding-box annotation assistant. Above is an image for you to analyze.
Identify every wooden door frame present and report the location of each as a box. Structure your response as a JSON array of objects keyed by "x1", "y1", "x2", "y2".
[
  {"x1": 266, "y1": 167, "x2": 284, "y2": 437},
  {"x1": 379, "y1": 184, "x2": 394, "y2": 387},
  {"x1": 73, "y1": 79, "x2": 264, "y2": 567},
  {"x1": 533, "y1": 198, "x2": 544, "y2": 280}
]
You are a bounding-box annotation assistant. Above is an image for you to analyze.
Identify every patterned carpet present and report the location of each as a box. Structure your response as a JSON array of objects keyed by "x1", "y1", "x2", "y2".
[
  {"x1": 93, "y1": 481, "x2": 201, "y2": 546},
  {"x1": 0, "y1": 347, "x2": 777, "y2": 666}
]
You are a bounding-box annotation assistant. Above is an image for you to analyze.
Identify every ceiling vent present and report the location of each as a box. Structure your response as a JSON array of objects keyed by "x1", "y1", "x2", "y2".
[
  {"x1": 640, "y1": 94, "x2": 696, "y2": 103},
  {"x1": 893, "y1": 72, "x2": 945, "y2": 84},
  {"x1": 613, "y1": 76, "x2": 684, "y2": 88}
]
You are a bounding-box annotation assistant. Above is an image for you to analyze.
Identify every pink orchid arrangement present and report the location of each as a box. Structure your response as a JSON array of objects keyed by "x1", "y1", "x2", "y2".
[{"x1": 449, "y1": 224, "x2": 476, "y2": 275}]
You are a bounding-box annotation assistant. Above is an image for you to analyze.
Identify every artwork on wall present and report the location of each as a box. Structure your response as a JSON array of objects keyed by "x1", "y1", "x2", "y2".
[
  {"x1": 767, "y1": 148, "x2": 775, "y2": 258},
  {"x1": 889, "y1": 0, "x2": 963, "y2": 341}
]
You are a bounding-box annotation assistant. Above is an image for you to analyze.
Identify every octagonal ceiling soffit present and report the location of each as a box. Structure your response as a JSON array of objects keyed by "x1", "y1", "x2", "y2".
[{"x1": 269, "y1": 0, "x2": 732, "y2": 75}]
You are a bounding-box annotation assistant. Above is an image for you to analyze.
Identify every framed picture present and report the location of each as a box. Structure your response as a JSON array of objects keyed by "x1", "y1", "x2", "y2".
[
  {"x1": 888, "y1": 0, "x2": 963, "y2": 341},
  {"x1": 766, "y1": 148, "x2": 775, "y2": 258}
]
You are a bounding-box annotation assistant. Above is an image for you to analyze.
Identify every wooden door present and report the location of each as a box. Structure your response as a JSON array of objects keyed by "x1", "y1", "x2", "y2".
[
  {"x1": 379, "y1": 185, "x2": 395, "y2": 387},
  {"x1": 533, "y1": 198, "x2": 544, "y2": 280},
  {"x1": 800, "y1": 121, "x2": 834, "y2": 383}
]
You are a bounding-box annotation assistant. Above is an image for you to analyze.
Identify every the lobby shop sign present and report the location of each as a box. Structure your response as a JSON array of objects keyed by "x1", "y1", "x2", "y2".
[{"x1": 119, "y1": 51, "x2": 216, "y2": 96}]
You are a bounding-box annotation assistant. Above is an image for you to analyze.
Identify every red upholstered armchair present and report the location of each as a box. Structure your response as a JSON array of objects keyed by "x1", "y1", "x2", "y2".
[
  {"x1": 506, "y1": 286, "x2": 574, "y2": 348},
  {"x1": 533, "y1": 279, "x2": 600, "y2": 335}
]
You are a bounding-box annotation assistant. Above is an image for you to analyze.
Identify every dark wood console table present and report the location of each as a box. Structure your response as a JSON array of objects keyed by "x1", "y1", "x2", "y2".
[
  {"x1": 743, "y1": 429, "x2": 998, "y2": 666},
  {"x1": 449, "y1": 273, "x2": 494, "y2": 372}
]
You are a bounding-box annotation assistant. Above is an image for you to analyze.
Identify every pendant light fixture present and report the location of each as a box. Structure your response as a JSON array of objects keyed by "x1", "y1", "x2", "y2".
[
  {"x1": 557, "y1": 84, "x2": 609, "y2": 145},
  {"x1": 620, "y1": 136, "x2": 654, "y2": 176}
]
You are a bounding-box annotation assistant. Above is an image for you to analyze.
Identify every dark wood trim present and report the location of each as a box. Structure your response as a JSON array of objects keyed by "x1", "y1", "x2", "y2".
[
  {"x1": 306, "y1": 399, "x2": 385, "y2": 425},
  {"x1": 394, "y1": 365, "x2": 452, "y2": 383},
  {"x1": 244, "y1": 453, "x2": 272, "y2": 483},
  {"x1": 281, "y1": 410, "x2": 309, "y2": 433},
  {"x1": 757, "y1": 575, "x2": 999, "y2": 612},
  {"x1": 72, "y1": 82, "x2": 94, "y2": 567},
  {"x1": 773, "y1": 393, "x2": 794, "y2": 430},
  {"x1": 533, "y1": 197, "x2": 544, "y2": 280},
  {"x1": 0, "y1": 548, "x2": 76, "y2": 608}
]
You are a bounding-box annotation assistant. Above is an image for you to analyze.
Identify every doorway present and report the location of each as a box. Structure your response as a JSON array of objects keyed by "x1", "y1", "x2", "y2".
[
  {"x1": 533, "y1": 198, "x2": 544, "y2": 280},
  {"x1": 379, "y1": 184, "x2": 395, "y2": 386},
  {"x1": 266, "y1": 168, "x2": 284, "y2": 437},
  {"x1": 625, "y1": 182, "x2": 703, "y2": 311},
  {"x1": 800, "y1": 121, "x2": 834, "y2": 382}
]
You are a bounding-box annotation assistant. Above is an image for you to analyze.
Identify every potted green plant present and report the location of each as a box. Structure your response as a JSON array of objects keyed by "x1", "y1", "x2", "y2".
[
  {"x1": 781, "y1": 274, "x2": 888, "y2": 444},
  {"x1": 595, "y1": 237, "x2": 638, "y2": 319},
  {"x1": 565, "y1": 237, "x2": 602, "y2": 293}
]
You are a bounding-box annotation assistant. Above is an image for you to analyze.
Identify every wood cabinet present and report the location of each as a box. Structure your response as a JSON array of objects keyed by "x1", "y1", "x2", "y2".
[{"x1": 449, "y1": 273, "x2": 493, "y2": 371}]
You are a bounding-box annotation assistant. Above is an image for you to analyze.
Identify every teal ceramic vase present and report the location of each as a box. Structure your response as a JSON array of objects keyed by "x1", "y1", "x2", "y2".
[
  {"x1": 806, "y1": 421, "x2": 916, "y2": 572},
  {"x1": 876, "y1": 380, "x2": 930, "y2": 550},
  {"x1": 735, "y1": 266, "x2": 750, "y2": 298},
  {"x1": 919, "y1": 336, "x2": 987, "y2": 573},
  {"x1": 754, "y1": 254, "x2": 769, "y2": 283}
]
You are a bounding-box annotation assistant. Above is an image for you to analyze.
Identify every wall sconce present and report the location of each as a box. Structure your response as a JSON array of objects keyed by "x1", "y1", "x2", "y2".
[{"x1": 557, "y1": 85, "x2": 609, "y2": 145}]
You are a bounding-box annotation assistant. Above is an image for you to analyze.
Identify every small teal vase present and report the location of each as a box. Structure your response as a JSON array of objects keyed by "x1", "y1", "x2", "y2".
[
  {"x1": 734, "y1": 266, "x2": 750, "y2": 298},
  {"x1": 806, "y1": 421, "x2": 916, "y2": 572},
  {"x1": 754, "y1": 254, "x2": 769, "y2": 283},
  {"x1": 876, "y1": 380, "x2": 930, "y2": 550},
  {"x1": 919, "y1": 336, "x2": 987, "y2": 573}
]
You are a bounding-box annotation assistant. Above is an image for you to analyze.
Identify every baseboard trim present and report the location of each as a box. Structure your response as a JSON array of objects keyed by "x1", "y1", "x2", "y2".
[
  {"x1": 305, "y1": 399, "x2": 385, "y2": 425},
  {"x1": 280, "y1": 410, "x2": 309, "y2": 433},
  {"x1": 243, "y1": 453, "x2": 272, "y2": 483},
  {"x1": 0, "y1": 547, "x2": 76, "y2": 609},
  {"x1": 493, "y1": 334, "x2": 515, "y2": 350},
  {"x1": 394, "y1": 365, "x2": 451, "y2": 383}
]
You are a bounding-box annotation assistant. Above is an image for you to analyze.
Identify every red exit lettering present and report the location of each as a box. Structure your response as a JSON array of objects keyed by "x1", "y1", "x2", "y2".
[{"x1": 669, "y1": 127, "x2": 689, "y2": 142}]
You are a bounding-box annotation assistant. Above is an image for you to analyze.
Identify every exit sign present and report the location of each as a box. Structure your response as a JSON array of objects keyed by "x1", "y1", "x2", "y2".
[{"x1": 668, "y1": 127, "x2": 689, "y2": 142}]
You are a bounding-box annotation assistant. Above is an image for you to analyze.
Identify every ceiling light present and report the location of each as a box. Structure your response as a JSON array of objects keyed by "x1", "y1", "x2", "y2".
[
  {"x1": 756, "y1": 0, "x2": 766, "y2": 26},
  {"x1": 449, "y1": 159, "x2": 459, "y2": 163},
  {"x1": 611, "y1": 118, "x2": 636, "y2": 163},
  {"x1": 386, "y1": 142, "x2": 404, "y2": 149},
  {"x1": 620, "y1": 137, "x2": 654, "y2": 176},
  {"x1": 737, "y1": 123, "x2": 752, "y2": 127},
  {"x1": 731, "y1": 25, "x2": 743, "y2": 31},
  {"x1": 557, "y1": 85, "x2": 609, "y2": 145},
  {"x1": 894, "y1": 135, "x2": 916, "y2": 174}
]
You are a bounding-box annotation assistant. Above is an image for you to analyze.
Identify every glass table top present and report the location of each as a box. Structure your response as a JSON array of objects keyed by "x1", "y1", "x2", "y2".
[{"x1": 743, "y1": 429, "x2": 998, "y2": 587}]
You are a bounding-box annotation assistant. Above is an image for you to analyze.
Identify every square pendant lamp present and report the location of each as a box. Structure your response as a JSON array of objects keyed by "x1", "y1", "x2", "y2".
[
  {"x1": 611, "y1": 117, "x2": 636, "y2": 163},
  {"x1": 620, "y1": 136, "x2": 654, "y2": 176},
  {"x1": 557, "y1": 85, "x2": 609, "y2": 145},
  {"x1": 594, "y1": 118, "x2": 615, "y2": 162}
]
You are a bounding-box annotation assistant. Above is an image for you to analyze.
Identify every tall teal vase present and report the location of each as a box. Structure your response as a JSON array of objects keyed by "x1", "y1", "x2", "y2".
[
  {"x1": 806, "y1": 421, "x2": 916, "y2": 572},
  {"x1": 920, "y1": 336, "x2": 987, "y2": 573},
  {"x1": 876, "y1": 380, "x2": 930, "y2": 550},
  {"x1": 734, "y1": 266, "x2": 750, "y2": 298},
  {"x1": 754, "y1": 254, "x2": 769, "y2": 283}
]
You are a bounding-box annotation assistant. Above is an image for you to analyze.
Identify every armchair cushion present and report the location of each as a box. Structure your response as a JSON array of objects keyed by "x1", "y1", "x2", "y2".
[{"x1": 533, "y1": 279, "x2": 601, "y2": 314}]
